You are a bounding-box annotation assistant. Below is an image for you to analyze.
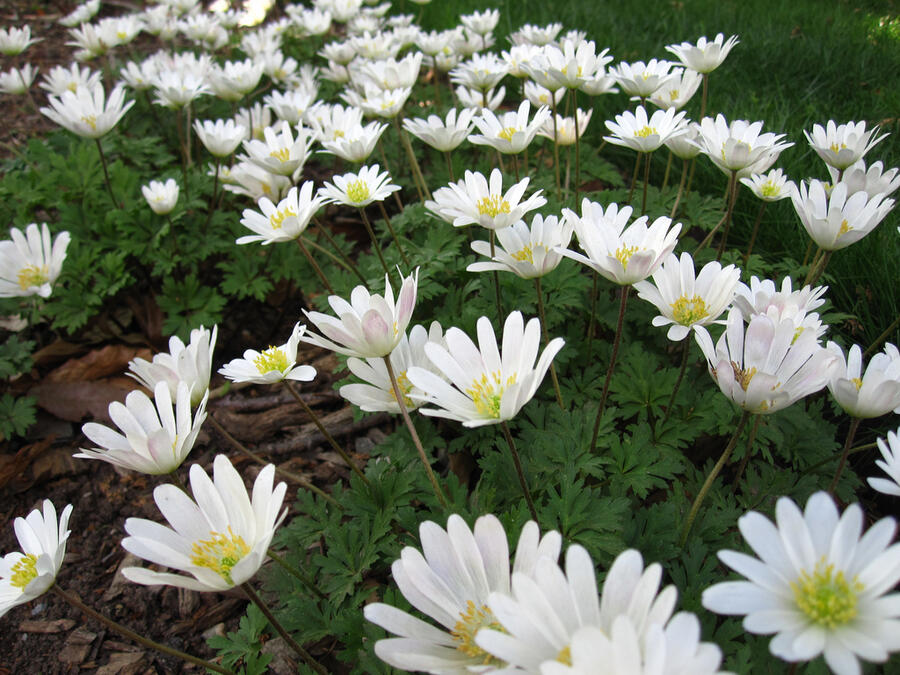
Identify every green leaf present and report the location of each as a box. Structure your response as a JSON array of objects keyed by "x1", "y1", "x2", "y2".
[
  {"x1": 0, "y1": 336, "x2": 35, "y2": 379},
  {"x1": 0, "y1": 393, "x2": 37, "y2": 440}
]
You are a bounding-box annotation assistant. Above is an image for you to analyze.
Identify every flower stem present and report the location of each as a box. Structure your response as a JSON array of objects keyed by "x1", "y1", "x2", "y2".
[
  {"x1": 550, "y1": 96, "x2": 561, "y2": 199},
  {"x1": 206, "y1": 413, "x2": 341, "y2": 507},
  {"x1": 715, "y1": 170, "x2": 740, "y2": 260},
  {"x1": 591, "y1": 285, "x2": 629, "y2": 450},
  {"x1": 204, "y1": 156, "x2": 220, "y2": 234},
  {"x1": 444, "y1": 150, "x2": 455, "y2": 181},
  {"x1": 296, "y1": 237, "x2": 334, "y2": 295},
  {"x1": 661, "y1": 150, "x2": 673, "y2": 190},
  {"x1": 94, "y1": 138, "x2": 119, "y2": 207},
  {"x1": 383, "y1": 356, "x2": 448, "y2": 508},
  {"x1": 377, "y1": 140, "x2": 404, "y2": 212},
  {"x1": 829, "y1": 416, "x2": 862, "y2": 494},
  {"x1": 266, "y1": 549, "x2": 327, "y2": 600},
  {"x1": 730, "y1": 414, "x2": 762, "y2": 493},
  {"x1": 586, "y1": 270, "x2": 598, "y2": 360},
  {"x1": 535, "y1": 277, "x2": 564, "y2": 410},
  {"x1": 743, "y1": 201, "x2": 767, "y2": 264},
  {"x1": 241, "y1": 584, "x2": 328, "y2": 675},
  {"x1": 574, "y1": 96, "x2": 581, "y2": 207},
  {"x1": 680, "y1": 410, "x2": 752, "y2": 546},
  {"x1": 378, "y1": 200, "x2": 410, "y2": 267},
  {"x1": 282, "y1": 380, "x2": 369, "y2": 485},
  {"x1": 642, "y1": 149, "x2": 651, "y2": 214},
  {"x1": 806, "y1": 250, "x2": 832, "y2": 287},
  {"x1": 358, "y1": 207, "x2": 392, "y2": 278},
  {"x1": 864, "y1": 314, "x2": 900, "y2": 358},
  {"x1": 310, "y1": 215, "x2": 366, "y2": 283},
  {"x1": 662, "y1": 338, "x2": 690, "y2": 424},
  {"x1": 627, "y1": 151, "x2": 642, "y2": 205},
  {"x1": 699, "y1": 73, "x2": 709, "y2": 120},
  {"x1": 490, "y1": 231, "x2": 505, "y2": 328},
  {"x1": 693, "y1": 170, "x2": 736, "y2": 255},
  {"x1": 51, "y1": 585, "x2": 234, "y2": 675},
  {"x1": 396, "y1": 117, "x2": 432, "y2": 202},
  {"x1": 500, "y1": 421, "x2": 539, "y2": 523}
]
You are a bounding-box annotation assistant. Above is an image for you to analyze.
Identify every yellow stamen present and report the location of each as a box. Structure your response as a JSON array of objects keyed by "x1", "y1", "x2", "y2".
[
  {"x1": 791, "y1": 557, "x2": 863, "y2": 629},
  {"x1": 497, "y1": 126, "x2": 518, "y2": 142},
  {"x1": 837, "y1": 219, "x2": 851, "y2": 238},
  {"x1": 669, "y1": 89, "x2": 680, "y2": 101},
  {"x1": 10, "y1": 553, "x2": 39, "y2": 589},
  {"x1": 269, "y1": 207, "x2": 297, "y2": 230},
  {"x1": 333, "y1": 129, "x2": 345, "y2": 139},
  {"x1": 388, "y1": 369, "x2": 415, "y2": 408},
  {"x1": 730, "y1": 361, "x2": 757, "y2": 391},
  {"x1": 670, "y1": 294, "x2": 708, "y2": 325},
  {"x1": 760, "y1": 181, "x2": 780, "y2": 199},
  {"x1": 254, "y1": 346, "x2": 290, "y2": 374},
  {"x1": 450, "y1": 600, "x2": 504, "y2": 664},
  {"x1": 190, "y1": 526, "x2": 250, "y2": 585},
  {"x1": 17, "y1": 264, "x2": 49, "y2": 291},
  {"x1": 476, "y1": 195, "x2": 511, "y2": 218},
  {"x1": 851, "y1": 377, "x2": 863, "y2": 391},
  {"x1": 556, "y1": 645, "x2": 572, "y2": 665},
  {"x1": 346, "y1": 178, "x2": 371, "y2": 203},
  {"x1": 512, "y1": 245, "x2": 534, "y2": 264},
  {"x1": 466, "y1": 371, "x2": 517, "y2": 419},
  {"x1": 615, "y1": 245, "x2": 640, "y2": 270},
  {"x1": 269, "y1": 147, "x2": 291, "y2": 162},
  {"x1": 829, "y1": 142, "x2": 847, "y2": 154},
  {"x1": 81, "y1": 114, "x2": 97, "y2": 131},
  {"x1": 634, "y1": 125, "x2": 657, "y2": 138}
]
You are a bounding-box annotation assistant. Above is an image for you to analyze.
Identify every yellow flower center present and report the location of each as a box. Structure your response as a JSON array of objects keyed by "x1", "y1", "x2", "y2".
[
  {"x1": 346, "y1": 178, "x2": 371, "y2": 203},
  {"x1": 829, "y1": 142, "x2": 847, "y2": 154},
  {"x1": 614, "y1": 245, "x2": 640, "y2": 270},
  {"x1": 634, "y1": 125, "x2": 657, "y2": 138},
  {"x1": 81, "y1": 114, "x2": 97, "y2": 130},
  {"x1": 760, "y1": 181, "x2": 779, "y2": 199},
  {"x1": 190, "y1": 526, "x2": 251, "y2": 586},
  {"x1": 476, "y1": 195, "x2": 511, "y2": 218},
  {"x1": 837, "y1": 219, "x2": 851, "y2": 238},
  {"x1": 269, "y1": 207, "x2": 297, "y2": 229},
  {"x1": 333, "y1": 129, "x2": 345, "y2": 139},
  {"x1": 10, "y1": 553, "x2": 39, "y2": 589},
  {"x1": 388, "y1": 369, "x2": 415, "y2": 408},
  {"x1": 261, "y1": 182, "x2": 272, "y2": 195},
  {"x1": 450, "y1": 600, "x2": 504, "y2": 664},
  {"x1": 671, "y1": 294, "x2": 708, "y2": 325},
  {"x1": 67, "y1": 81, "x2": 78, "y2": 92},
  {"x1": 556, "y1": 645, "x2": 572, "y2": 665},
  {"x1": 730, "y1": 362, "x2": 757, "y2": 391},
  {"x1": 792, "y1": 326, "x2": 805, "y2": 344},
  {"x1": 851, "y1": 377, "x2": 863, "y2": 391},
  {"x1": 512, "y1": 244, "x2": 534, "y2": 264},
  {"x1": 497, "y1": 126, "x2": 519, "y2": 142},
  {"x1": 269, "y1": 147, "x2": 292, "y2": 162},
  {"x1": 17, "y1": 264, "x2": 49, "y2": 291},
  {"x1": 669, "y1": 88, "x2": 680, "y2": 101},
  {"x1": 254, "y1": 346, "x2": 290, "y2": 374},
  {"x1": 467, "y1": 371, "x2": 516, "y2": 418},
  {"x1": 791, "y1": 557, "x2": 863, "y2": 629}
]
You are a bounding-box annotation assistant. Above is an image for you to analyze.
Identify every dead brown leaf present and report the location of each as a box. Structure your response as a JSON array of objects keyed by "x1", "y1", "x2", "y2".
[
  {"x1": 30, "y1": 379, "x2": 134, "y2": 424},
  {"x1": 45, "y1": 345, "x2": 152, "y2": 383},
  {"x1": 0, "y1": 436, "x2": 54, "y2": 490}
]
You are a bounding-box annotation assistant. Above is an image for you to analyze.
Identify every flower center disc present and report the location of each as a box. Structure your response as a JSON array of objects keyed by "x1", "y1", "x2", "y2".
[
  {"x1": 450, "y1": 600, "x2": 504, "y2": 664},
  {"x1": 190, "y1": 526, "x2": 251, "y2": 585},
  {"x1": 791, "y1": 557, "x2": 863, "y2": 629}
]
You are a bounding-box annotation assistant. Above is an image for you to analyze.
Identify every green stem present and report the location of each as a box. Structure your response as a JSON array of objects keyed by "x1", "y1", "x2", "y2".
[
  {"x1": 574, "y1": 97, "x2": 581, "y2": 207},
  {"x1": 627, "y1": 151, "x2": 642, "y2": 205},
  {"x1": 743, "y1": 201, "x2": 767, "y2": 264},
  {"x1": 394, "y1": 117, "x2": 427, "y2": 202},
  {"x1": 444, "y1": 150, "x2": 455, "y2": 182},
  {"x1": 378, "y1": 200, "x2": 410, "y2": 267},
  {"x1": 377, "y1": 140, "x2": 404, "y2": 212},
  {"x1": 310, "y1": 215, "x2": 366, "y2": 283},
  {"x1": 864, "y1": 314, "x2": 900, "y2": 358},
  {"x1": 500, "y1": 420, "x2": 539, "y2": 523},
  {"x1": 829, "y1": 417, "x2": 862, "y2": 494},
  {"x1": 731, "y1": 414, "x2": 762, "y2": 493},
  {"x1": 661, "y1": 149, "x2": 673, "y2": 191},
  {"x1": 204, "y1": 156, "x2": 220, "y2": 233},
  {"x1": 359, "y1": 207, "x2": 392, "y2": 278},
  {"x1": 642, "y1": 149, "x2": 651, "y2": 214},
  {"x1": 94, "y1": 138, "x2": 119, "y2": 207},
  {"x1": 715, "y1": 170, "x2": 740, "y2": 260},
  {"x1": 550, "y1": 96, "x2": 561, "y2": 199},
  {"x1": 806, "y1": 250, "x2": 832, "y2": 287},
  {"x1": 490, "y1": 231, "x2": 504, "y2": 328},
  {"x1": 296, "y1": 237, "x2": 334, "y2": 295},
  {"x1": 591, "y1": 285, "x2": 629, "y2": 449},
  {"x1": 266, "y1": 549, "x2": 327, "y2": 600},
  {"x1": 662, "y1": 338, "x2": 690, "y2": 424},
  {"x1": 693, "y1": 171, "x2": 736, "y2": 256},
  {"x1": 52, "y1": 585, "x2": 233, "y2": 674},
  {"x1": 535, "y1": 277, "x2": 564, "y2": 410}
]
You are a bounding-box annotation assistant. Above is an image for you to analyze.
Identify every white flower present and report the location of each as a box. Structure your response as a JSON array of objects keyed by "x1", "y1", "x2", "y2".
[
  {"x1": 243, "y1": 124, "x2": 311, "y2": 177},
  {"x1": 509, "y1": 22, "x2": 562, "y2": 47},
  {"x1": 403, "y1": 108, "x2": 476, "y2": 152},
  {"x1": 223, "y1": 161, "x2": 292, "y2": 202},
  {"x1": 60, "y1": 0, "x2": 101, "y2": 27},
  {"x1": 127, "y1": 325, "x2": 216, "y2": 407},
  {"x1": 0, "y1": 25, "x2": 40, "y2": 56},
  {"x1": 40, "y1": 62, "x2": 100, "y2": 96},
  {"x1": 354, "y1": 52, "x2": 422, "y2": 90},
  {"x1": 238, "y1": 182, "x2": 325, "y2": 245},
  {"x1": 665, "y1": 33, "x2": 740, "y2": 73},
  {"x1": 634, "y1": 252, "x2": 740, "y2": 341},
  {"x1": 0, "y1": 500, "x2": 73, "y2": 619},
  {"x1": 318, "y1": 120, "x2": 387, "y2": 162},
  {"x1": 426, "y1": 168, "x2": 546, "y2": 231},
  {"x1": 647, "y1": 67, "x2": 702, "y2": 110},
  {"x1": 740, "y1": 168, "x2": 795, "y2": 202},
  {"x1": 468, "y1": 213, "x2": 574, "y2": 279},
  {"x1": 829, "y1": 159, "x2": 900, "y2": 200},
  {"x1": 141, "y1": 178, "x2": 179, "y2": 215},
  {"x1": 302, "y1": 269, "x2": 419, "y2": 358},
  {"x1": 702, "y1": 491, "x2": 900, "y2": 675},
  {"x1": 732, "y1": 276, "x2": 827, "y2": 332},
  {"x1": 318, "y1": 163, "x2": 400, "y2": 208},
  {"x1": 305, "y1": 101, "x2": 364, "y2": 141},
  {"x1": 561, "y1": 200, "x2": 681, "y2": 286},
  {"x1": 694, "y1": 307, "x2": 836, "y2": 414},
  {"x1": 152, "y1": 70, "x2": 210, "y2": 108},
  {"x1": 469, "y1": 100, "x2": 551, "y2": 155},
  {"x1": 0, "y1": 223, "x2": 70, "y2": 299},
  {"x1": 460, "y1": 8, "x2": 499, "y2": 36},
  {"x1": 604, "y1": 105, "x2": 688, "y2": 153},
  {"x1": 692, "y1": 114, "x2": 793, "y2": 174},
  {"x1": 193, "y1": 118, "x2": 247, "y2": 158},
  {"x1": 264, "y1": 88, "x2": 316, "y2": 126},
  {"x1": 456, "y1": 84, "x2": 505, "y2": 111},
  {"x1": 524, "y1": 80, "x2": 565, "y2": 109},
  {"x1": 537, "y1": 39, "x2": 612, "y2": 90},
  {"x1": 0, "y1": 65, "x2": 37, "y2": 95},
  {"x1": 449, "y1": 52, "x2": 508, "y2": 92},
  {"x1": 77, "y1": 381, "x2": 207, "y2": 474},
  {"x1": 343, "y1": 84, "x2": 411, "y2": 119},
  {"x1": 121, "y1": 454, "x2": 287, "y2": 591},
  {"x1": 609, "y1": 59, "x2": 676, "y2": 98},
  {"x1": 218, "y1": 323, "x2": 316, "y2": 384},
  {"x1": 869, "y1": 427, "x2": 900, "y2": 497},
  {"x1": 206, "y1": 59, "x2": 263, "y2": 101},
  {"x1": 364, "y1": 514, "x2": 562, "y2": 673},
  {"x1": 791, "y1": 179, "x2": 895, "y2": 251},
  {"x1": 804, "y1": 120, "x2": 889, "y2": 171},
  {"x1": 40, "y1": 83, "x2": 134, "y2": 139},
  {"x1": 407, "y1": 311, "x2": 564, "y2": 428},
  {"x1": 826, "y1": 342, "x2": 900, "y2": 418},
  {"x1": 665, "y1": 124, "x2": 703, "y2": 159},
  {"x1": 536, "y1": 109, "x2": 593, "y2": 146}
]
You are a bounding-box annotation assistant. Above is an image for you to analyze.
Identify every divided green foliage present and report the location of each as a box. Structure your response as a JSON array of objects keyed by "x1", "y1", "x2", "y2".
[{"x1": 206, "y1": 603, "x2": 274, "y2": 675}]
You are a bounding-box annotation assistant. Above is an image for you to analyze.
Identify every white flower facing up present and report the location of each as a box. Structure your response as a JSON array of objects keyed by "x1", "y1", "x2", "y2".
[
  {"x1": 141, "y1": 178, "x2": 180, "y2": 215},
  {"x1": 40, "y1": 62, "x2": 100, "y2": 96},
  {"x1": 524, "y1": 80, "x2": 565, "y2": 109},
  {"x1": 425, "y1": 168, "x2": 546, "y2": 231},
  {"x1": 224, "y1": 161, "x2": 292, "y2": 202},
  {"x1": 243, "y1": 124, "x2": 311, "y2": 177},
  {"x1": 340, "y1": 322, "x2": 447, "y2": 413},
  {"x1": 541, "y1": 39, "x2": 612, "y2": 90},
  {"x1": 456, "y1": 83, "x2": 505, "y2": 111},
  {"x1": 732, "y1": 276, "x2": 827, "y2": 333},
  {"x1": 60, "y1": 0, "x2": 101, "y2": 27},
  {"x1": 302, "y1": 269, "x2": 419, "y2": 359},
  {"x1": 634, "y1": 252, "x2": 740, "y2": 341},
  {"x1": 152, "y1": 70, "x2": 210, "y2": 108},
  {"x1": 604, "y1": 105, "x2": 687, "y2": 153},
  {"x1": 40, "y1": 83, "x2": 134, "y2": 139},
  {"x1": 468, "y1": 100, "x2": 552, "y2": 155},
  {"x1": 318, "y1": 163, "x2": 400, "y2": 208},
  {"x1": 77, "y1": 381, "x2": 208, "y2": 475},
  {"x1": 218, "y1": 323, "x2": 316, "y2": 385},
  {"x1": 647, "y1": 66, "x2": 702, "y2": 110},
  {"x1": 121, "y1": 454, "x2": 287, "y2": 591},
  {"x1": 0, "y1": 65, "x2": 37, "y2": 95},
  {"x1": 343, "y1": 84, "x2": 412, "y2": 119},
  {"x1": 740, "y1": 168, "x2": 796, "y2": 202},
  {"x1": 509, "y1": 22, "x2": 562, "y2": 46},
  {"x1": 804, "y1": 120, "x2": 889, "y2": 171},
  {"x1": 665, "y1": 124, "x2": 703, "y2": 159},
  {"x1": 826, "y1": 342, "x2": 900, "y2": 419},
  {"x1": 561, "y1": 200, "x2": 681, "y2": 286},
  {"x1": 264, "y1": 87, "x2": 316, "y2": 126},
  {"x1": 870, "y1": 427, "x2": 900, "y2": 497},
  {"x1": 318, "y1": 120, "x2": 387, "y2": 163},
  {"x1": 828, "y1": 159, "x2": 900, "y2": 200},
  {"x1": 0, "y1": 222, "x2": 70, "y2": 299},
  {"x1": 702, "y1": 491, "x2": 900, "y2": 675},
  {"x1": 0, "y1": 500, "x2": 73, "y2": 619},
  {"x1": 609, "y1": 59, "x2": 676, "y2": 98},
  {"x1": 238, "y1": 181, "x2": 325, "y2": 245},
  {"x1": 536, "y1": 109, "x2": 593, "y2": 146},
  {"x1": 468, "y1": 213, "x2": 574, "y2": 279},
  {"x1": 127, "y1": 325, "x2": 217, "y2": 407},
  {"x1": 193, "y1": 118, "x2": 247, "y2": 158},
  {"x1": 449, "y1": 52, "x2": 508, "y2": 92},
  {"x1": 791, "y1": 179, "x2": 895, "y2": 251},
  {"x1": 460, "y1": 8, "x2": 499, "y2": 36},
  {"x1": 665, "y1": 33, "x2": 740, "y2": 74},
  {"x1": 407, "y1": 311, "x2": 564, "y2": 427},
  {"x1": 403, "y1": 108, "x2": 476, "y2": 152},
  {"x1": 364, "y1": 514, "x2": 562, "y2": 673},
  {"x1": 0, "y1": 25, "x2": 41, "y2": 56},
  {"x1": 691, "y1": 114, "x2": 793, "y2": 174},
  {"x1": 694, "y1": 307, "x2": 836, "y2": 415}
]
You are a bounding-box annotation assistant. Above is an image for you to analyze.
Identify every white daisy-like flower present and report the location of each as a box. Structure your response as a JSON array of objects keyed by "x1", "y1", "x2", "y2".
[
  {"x1": 318, "y1": 163, "x2": 400, "y2": 208},
  {"x1": 804, "y1": 120, "x2": 889, "y2": 171},
  {"x1": 732, "y1": 276, "x2": 827, "y2": 334},
  {"x1": 264, "y1": 88, "x2": 316, "y2": 126},
  {"x1": 0, "y1": 64, "x2": 37, "y2": 95},
  {"x1": 364, "y1": 514, "x2": 562, "y2": 673},
  {"x1": 0, "y1": 500, "x2": 73, "y2": 619},
  {"x1": 193, "y1": 118, "x2": 247, "y2": 158},
  {"x1": 826, "y1": 342, "x2": 900, "y2": 418},
  {"x1": 829, "y1": 159, "x2": 900, "y2": 200},
  {"x1": 691, "y1": 114, "x2": 793, "y2": 174},
  {"x1": 403, "y1": 108, "x2": 476, "y2": 152},
  {"x1": 456, "y1": 84, "x2": 505, "y2": 111},
  {"x1": 0, "y1": 25, "x2": 41, "y2": 56},
  {"x1": 343, "y1": 84, "x2": 412, "y2": 119},
  {"x1": 460, "y1": 8, "x2": 499, "y2": 36},
  {"x1": 318, "y1": 120, "x2": 387, "y2": 163},
  {"x1": 237, "y1": 182, "x2": 325, "y2": 245},
  {"x1": 665, "y1": 33, "x2": 740, "y2": 74},
  {"x1": 647, "y1": 66, "x2": 702, "y2": 110},
  {"x1": 509, "y1": 22, "x2": 562, "y2": 47},
  {"x1": 407, "y1": 311, "x2": 564, "y2": 428},
  {"x1": 468, "y1": 213, "x2": 574, "y2": 279},
  {"x1": 218, "y1": 323, "x2": 316, "y2": 384},
  {"x1": 141, "y1": 178, "x2": 180, "y2": 215},
  {"x1": 523, "y1": 80, "x2": 565, "y2": 109},
  {"x1": 609, "y1": 59, "x2": 677, "y2": 98},
  {"x1": 60, "y1": 0, "x2": 101, "y2": 27},
  {"x1": 740, "y1": 168, "x2": 796, "y2": 202},
  {"x1": 243, "y1": 124, "x2": 311, "y2": 177},
  {"x1": 702, "y1": 491, "x2": 900, "y2": 675},
  {"x1": 121, "y1": 454, "x2": 287, "y2": 591},
  {"x1": 0, "y1": 222, "x2": 70, "y2": 299},
  {"x1": 40, "y1": 62, "x2": 100, "y2": 96},
  {"x1": 468, "y1": 100, "x2": 551, "y2": 155},
  {"x1": 224, "y1": 160, "x2": 292, "y2": 202},
  {"x1": 869, "y1": 427, "x2": 900, "y2": 497},
  {"x1": 560, "y1": 199, "x2": 681, "y2": 286},
  {"x1": 536, "y1": 109, "x2": 593, "y2": 146},
  {"x1": 426, "y1": 168, "x2": 546, "y2": 231},
  {"x1": 604, "y1": 105, "x2": 688, "y2": 153},
  {"x1": 127, "y1": 325, "x2": 217, "y2": 407},
  {"x1": 40, "y1": 83, "x2": 134, "y2": 139},
  {"x1": 449, "y1": 52, "x2": 508, "y2": 92},
  {"x1": 634, "y1": 252, "x2": 740, "y2": 341},
  {"x1": 151, "y1": 70, "x2": 210, "y2": 108}
]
